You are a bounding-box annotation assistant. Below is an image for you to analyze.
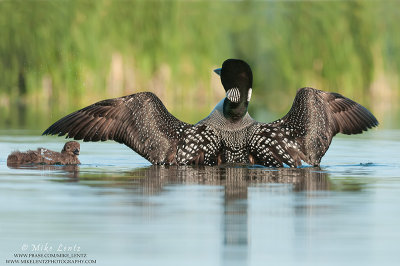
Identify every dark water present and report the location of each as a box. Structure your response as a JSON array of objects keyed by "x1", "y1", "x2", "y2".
[{"x1": 0, "y1": 130, "x2": 399, "y2": 266}]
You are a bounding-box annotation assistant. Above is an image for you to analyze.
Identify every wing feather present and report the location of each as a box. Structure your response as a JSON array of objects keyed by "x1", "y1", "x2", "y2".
[
  {"x1": 43, "y1": 92, "x2": 191, "y2": 164},
  {"x1": 249, "y1": 87, "x2": 378, "y2": 167}
]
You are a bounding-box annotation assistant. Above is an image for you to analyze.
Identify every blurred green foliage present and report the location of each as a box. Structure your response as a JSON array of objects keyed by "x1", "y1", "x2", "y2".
[{"x1": 0, "y1": 0, "x2": 399, "y2": 129}]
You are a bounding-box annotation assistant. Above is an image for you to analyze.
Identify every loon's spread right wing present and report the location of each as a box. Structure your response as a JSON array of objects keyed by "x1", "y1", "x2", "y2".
[
  {"x1": 43, "y1": 92, "x2": 191, "y2": 164},
  {"x1": 249, "y1": 87, "x2": 378, "y2": 167}
]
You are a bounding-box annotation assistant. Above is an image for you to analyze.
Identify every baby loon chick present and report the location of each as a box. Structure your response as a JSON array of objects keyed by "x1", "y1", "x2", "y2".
[
  {"x1": 7, "y1": 141, "x2": 80, "y2": 166},
  {"x1": 42, "y1": 59, "x2": 378, "y2": 167}
]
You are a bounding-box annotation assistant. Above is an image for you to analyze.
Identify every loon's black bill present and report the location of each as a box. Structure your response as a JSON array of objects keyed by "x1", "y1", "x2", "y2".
[{"x1": 214, "y1": 68, "x2": 222, "y2": 76}]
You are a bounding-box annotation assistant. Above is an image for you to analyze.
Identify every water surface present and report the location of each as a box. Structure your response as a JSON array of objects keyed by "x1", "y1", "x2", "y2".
[{"x1": 0, "y1": 130, "x2": 399, "y2": 266}]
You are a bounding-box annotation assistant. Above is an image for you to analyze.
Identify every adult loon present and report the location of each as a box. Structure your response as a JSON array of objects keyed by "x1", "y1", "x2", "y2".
[
  {"x1": 43, "y1": 59, "x2": 378, "y2": 167},
  {"x1": 7, "y1": 141, "x2": 80, "y2": 166}
]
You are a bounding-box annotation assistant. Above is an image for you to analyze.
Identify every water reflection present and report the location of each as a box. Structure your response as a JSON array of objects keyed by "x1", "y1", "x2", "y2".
[
  {"x1": 113, "y1": 166, "x2": 330, "y2": 265},
  {"x1": 7, "y1": 164, "x2": 80, "y2": 179},
  {"x1": 114, "y1": 166, "x2": 331, "y2": 192},
  {"x1": 5, "y1": 162, "x2": 331, "y2": 192},
  {"x1": 84, "y1": 165, "x2": 329, "y2": 265},
  {"x1": 7, "y1": 163, "x2": 330, "y2": 265}
]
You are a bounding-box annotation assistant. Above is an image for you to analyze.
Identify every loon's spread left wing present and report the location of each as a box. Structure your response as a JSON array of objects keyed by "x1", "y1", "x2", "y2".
[
  {"x1": 248, "y1": 87, "x2": 378, "y2": 167},
  {"x1": 43, "y1": 92, "x2": 191, "y2": 164}
]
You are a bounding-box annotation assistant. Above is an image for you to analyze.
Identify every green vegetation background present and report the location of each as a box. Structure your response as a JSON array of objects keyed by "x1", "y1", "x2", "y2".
[{"x1": 1, "y1": 0, "x2": 399, "y2": 130}]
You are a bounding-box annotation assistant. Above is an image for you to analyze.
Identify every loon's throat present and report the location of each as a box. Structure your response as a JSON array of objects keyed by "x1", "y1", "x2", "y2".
[
  {"x1": 198, "y1": 99, "x2": 255, "y2": 131},
  {"x1": 223, "y1": 98, "x2": 248, "y2": 122}
]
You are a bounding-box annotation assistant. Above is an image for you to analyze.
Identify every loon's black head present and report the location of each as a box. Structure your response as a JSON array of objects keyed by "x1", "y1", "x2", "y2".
[
  {"x1": 214, "y1": 59, "x2": 253, "y2": 122},
  {"x1": 214, "y1": 59, "x2": 253, "y2": 104}
]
